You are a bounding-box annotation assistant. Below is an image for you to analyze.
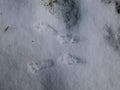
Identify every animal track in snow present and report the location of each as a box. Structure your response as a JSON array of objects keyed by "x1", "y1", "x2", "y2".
[
  {"x1": 33, "y1": 22, "x2": 48, "y2": 33},
  {"x1": 27, "y1": 59, "x2": 54, "y2": 74},
  {"x1": 56, "y1": 34, "x2": 80, "y2": 44},
  {"x1": 33, "y1": 22, "x2": 58, "y2": 34},
  {"x1": 39, "y1": 59, "x2": 54, "y2": 70},
  {"x1": 33, "y1": 22, "x2": 80, "y2": 44},
  {"x1": 27, "y1": 61, "x2": 39, "y2": 74},
  {"x1": 57, "y1": 53, "x2": 86, "y2": 66}
]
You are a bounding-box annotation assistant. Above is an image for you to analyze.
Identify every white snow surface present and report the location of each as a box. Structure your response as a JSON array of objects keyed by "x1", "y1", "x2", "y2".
[{"x1": 0, "y1": 0, "x2": 120, "y2": 90}]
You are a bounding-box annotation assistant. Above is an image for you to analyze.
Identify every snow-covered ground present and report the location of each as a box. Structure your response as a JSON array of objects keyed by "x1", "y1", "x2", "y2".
[{"x1": 0, "y1": 0, "x2": 120, "y2": 90}]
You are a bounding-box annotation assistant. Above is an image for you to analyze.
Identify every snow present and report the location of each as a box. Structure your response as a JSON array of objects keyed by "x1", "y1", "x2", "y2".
[{"x1": 0, "y1": 0, "x2": 120, "y2": 90}]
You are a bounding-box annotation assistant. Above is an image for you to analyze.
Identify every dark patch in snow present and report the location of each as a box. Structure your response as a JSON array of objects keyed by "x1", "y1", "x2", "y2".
[
  {"x1": 57, "y1": 0, "x2": 80, "y2": 29},
  {"x1": 115, "y1": 1, "x2": 120, "y2": 14},
  {"x1": 41, "y1": 69, "x2": 66, "y2": 90},
  {"x1": 101, "y1": 0, "x2": 120, "y2": 14},
  {"x1": 0, "y1": 12, "x2": 2, "y2": 15},
  {"x1": 32, "y1": 40, "x2": 34, "y2": 42},
  {"x1": 104, "y1": 25, "x2": 120, "y2": 51},
  {"x1": 101, "y1": 0, "x2": 112, "y2": 4},
  {"x1": 4, "y1": 26, "x2": 9, "y2": 32},
  {"x1": 47, "y1": 0, "x2": 57, "y2": 8},
  {"x1": 41, "y1": 0, "x2": 80, "y2": 29}
]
